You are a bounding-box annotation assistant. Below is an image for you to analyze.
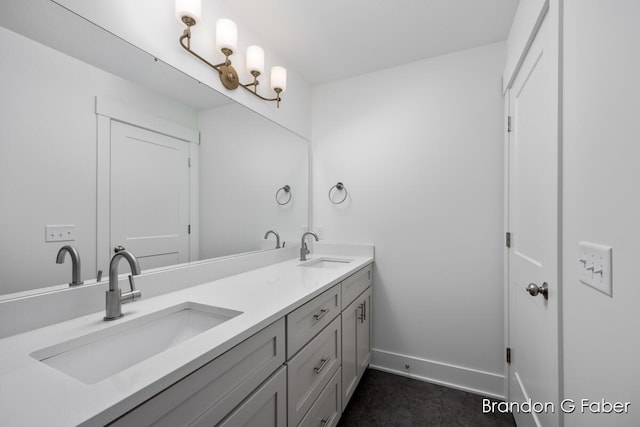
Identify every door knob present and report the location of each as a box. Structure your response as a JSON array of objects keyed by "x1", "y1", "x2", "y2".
[{"x1": 526, "y1": 282, "x2": 549, "y2": 300}]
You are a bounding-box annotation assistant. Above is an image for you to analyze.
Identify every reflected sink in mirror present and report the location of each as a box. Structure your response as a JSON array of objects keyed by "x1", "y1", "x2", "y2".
[
  {"x1": 299, "y1": 258, "x2": 354, "y2": 269},
  {"x1": 30, "y1": 302, "x2": 242, "y2": 384}
]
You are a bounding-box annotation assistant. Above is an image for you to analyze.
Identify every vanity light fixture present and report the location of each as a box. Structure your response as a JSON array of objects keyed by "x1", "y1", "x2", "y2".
[{"x1": 175, "y1": 0, "x2": 287, "y2": 107}]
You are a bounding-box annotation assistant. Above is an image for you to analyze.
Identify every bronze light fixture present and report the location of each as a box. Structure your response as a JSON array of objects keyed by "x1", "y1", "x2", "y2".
[{"x1": 176, "y1": 0, "x2": 286, "y2": 107}]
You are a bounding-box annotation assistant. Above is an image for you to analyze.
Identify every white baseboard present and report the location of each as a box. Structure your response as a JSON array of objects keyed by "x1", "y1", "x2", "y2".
[{"x1": 370, "y1": 348, "x2": 505, "y2": 400}]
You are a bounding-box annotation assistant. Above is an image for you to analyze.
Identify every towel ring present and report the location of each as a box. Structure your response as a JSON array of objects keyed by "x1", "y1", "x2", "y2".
[
  {"x1": 276, "y1": 185, "x2": 292, "y2": 205},
  {"x1": 328, "y1": 182, "x2": 348, "y2": 204}
]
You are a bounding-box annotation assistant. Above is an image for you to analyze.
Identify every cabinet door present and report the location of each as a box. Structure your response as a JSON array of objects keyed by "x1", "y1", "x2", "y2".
[
  {"x1": 356, "y1": 287, "x2": 372, "y2": 377},
  {"x1": 341, "y1": 287, "x2": 372, "y2": 410},
  {"x1": 214, "y1": 366, "x2": 287, "y2": 427},
  {"x1": 341, "y1": 296, "x2": 358, "y2": 409}
]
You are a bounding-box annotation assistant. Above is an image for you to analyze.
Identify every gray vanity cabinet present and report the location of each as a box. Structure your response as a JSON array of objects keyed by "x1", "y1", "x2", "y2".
[
  {"x1": 286, "y1": 284, "x2": 342, "y2": 426},
  {"x1": 107, "y1": 263, "x2": 373, "y2": 427},
  {"x1": 286, "y1": 284, "x2": 341, "y2": 359},
  {"x1": 215, "y1": 366, "x2": 287, "y2": 427},
  {"x1": 298, "y1": 368, "x2": 342, "y2": 427},
  {"x1": 340, "y1": 266, "x2": 372, "y2": 410},
  {"x1": 109, "y1": 319, "x2": 285, "y2": 427},
  {"x1": 340, "y1": 265, "x2": 371, "y2": 311}
]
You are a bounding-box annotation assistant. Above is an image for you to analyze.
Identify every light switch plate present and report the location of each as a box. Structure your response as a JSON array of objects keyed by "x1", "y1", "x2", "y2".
[
  {"x1": 578, "y1": 241, "x2": 612, "y2": 296},
  {"x1": 45, "y1": 225, "x2": 76, "y2": 242}
]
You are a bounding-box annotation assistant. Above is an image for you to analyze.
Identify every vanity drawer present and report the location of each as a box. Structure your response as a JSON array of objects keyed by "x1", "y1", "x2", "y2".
[
  {"x1": 341, "y1": 265, "x2": 372, "y2": 310},
  {"x1": 298, "y1": 367, "x2": 342, "y2": 427},
  {"x1": 287, "y1": 284, "x2": 340, "y2": 358},
  {"x1": 109, "y1": 318, "x2": 285, "y2": 427},
  {"x1": 287, "y1": 315, "x2": 341, "y2": 426},
  {"x1": 206, "y1": 366, "x2": 287, "y2": 427}
]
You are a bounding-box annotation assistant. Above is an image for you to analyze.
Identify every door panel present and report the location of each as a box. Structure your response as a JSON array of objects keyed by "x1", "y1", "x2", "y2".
[
  {"x1": 507, "y1": 12, "x2": 560, "y2": 427},
  {"x1": 110, "y1": 121, "x2": 190, "y2": 271}
]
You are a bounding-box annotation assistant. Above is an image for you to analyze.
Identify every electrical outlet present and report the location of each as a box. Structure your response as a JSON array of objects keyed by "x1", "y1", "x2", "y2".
[
  {"x1": 45, "y1": 225, "x2": 76, "y2": 242},
  {"x1": 578, "y1": 241, "x2": 612, "y2": 296}
]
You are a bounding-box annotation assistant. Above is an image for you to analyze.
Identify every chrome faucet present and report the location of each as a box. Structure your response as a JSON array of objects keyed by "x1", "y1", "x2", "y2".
[
  {"x1": 104, "y1": 250, "x2": 142, "y2": 321},
  {"x1": 264, "y1": 230, "x2": 281, "y2": 249},
  {"x1": 56, "y1": 245, "x2": 83, "y2": 287},
  {"x1": 300, "y1": 231, "x2": 319, "y2": 261}
]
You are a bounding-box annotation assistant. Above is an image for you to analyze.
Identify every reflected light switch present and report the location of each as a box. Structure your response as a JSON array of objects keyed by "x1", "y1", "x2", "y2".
[{"x1": 45, "y1": 225, "x2": 76, "y2": 242}]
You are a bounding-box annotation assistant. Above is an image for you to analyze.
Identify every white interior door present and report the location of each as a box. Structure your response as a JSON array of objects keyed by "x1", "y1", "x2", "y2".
[
  {"x1": 110, "y1": 121, "x2": 190, "y2": 271},
  {"x1": 507, "y1": 13, "x2": 560, "y2": 427}
]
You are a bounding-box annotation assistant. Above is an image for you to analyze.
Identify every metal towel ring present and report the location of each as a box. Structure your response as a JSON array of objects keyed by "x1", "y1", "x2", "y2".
[
  {"x1": 328, "y1": 182, "x2": 348, "y2": 204},
  {"x1": 276, "y1": 185, "x2": 292, "y2": 205}
]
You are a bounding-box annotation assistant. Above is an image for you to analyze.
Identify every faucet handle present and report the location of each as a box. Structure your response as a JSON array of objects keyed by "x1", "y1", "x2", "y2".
[
  {"x1": 121, "y1": 275, "x2": 142, "y2": 304},
  {"x1": 128, "y1": 275, "x2": 137, "y2": 291}
]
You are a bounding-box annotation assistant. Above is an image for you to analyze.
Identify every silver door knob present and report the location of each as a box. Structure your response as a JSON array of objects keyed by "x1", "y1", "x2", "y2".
[{"x1": 527, "y1": 282, "x2": 549, "y2": 300}]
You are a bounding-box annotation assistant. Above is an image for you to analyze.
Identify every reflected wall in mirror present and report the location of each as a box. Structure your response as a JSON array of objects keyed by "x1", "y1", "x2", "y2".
[
  {"x1": 199, "y1": 104, "x2": 308, "y2": 260},
  {"x1": 0, "y1": 17, "x2": 308, "y2": 296}
]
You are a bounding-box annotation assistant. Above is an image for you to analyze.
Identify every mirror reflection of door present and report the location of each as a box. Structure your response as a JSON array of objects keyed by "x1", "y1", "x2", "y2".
[{"x1": 110, "y1": 121, "x2": 190, "y2": 272}]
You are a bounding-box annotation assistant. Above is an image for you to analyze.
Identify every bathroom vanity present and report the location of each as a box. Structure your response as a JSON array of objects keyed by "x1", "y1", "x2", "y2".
[{"x1": 0, "y1": 246, "x2": 373, "y2": 426}]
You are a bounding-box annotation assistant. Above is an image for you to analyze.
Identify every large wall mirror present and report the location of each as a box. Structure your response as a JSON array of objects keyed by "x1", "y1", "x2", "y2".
[{"x1": 0, "y1": 2, "x2": 309, "y2": 297}]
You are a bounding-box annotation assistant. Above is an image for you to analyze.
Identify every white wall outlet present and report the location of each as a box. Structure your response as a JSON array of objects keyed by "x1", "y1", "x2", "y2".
[
  {"x1": 45, "y1": 225, "x2": 76, "y2": 242},
  {"x1": 578, "y1": 241, "x2": 613, "y2": 296}
]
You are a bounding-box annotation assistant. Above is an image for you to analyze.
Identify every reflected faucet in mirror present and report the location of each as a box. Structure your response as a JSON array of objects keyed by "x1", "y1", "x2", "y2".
[
  {"x1": 104, "y1": 250, "x2": 142, "y2": 321},
  {"x1": 264, "y1": 230, "x2": 281, "y2": 249},
  {"x1": 300, "y1": 232, "x2": 319, "y2": 261},
  {"x1": 55, "y1": 245, "x2": 83, "y2": 287}
]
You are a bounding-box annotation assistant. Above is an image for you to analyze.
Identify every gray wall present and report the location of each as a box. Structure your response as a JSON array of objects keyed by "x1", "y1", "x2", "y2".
[{"x1": 311, "y1": 42, "x2": 507, "y2": 396}]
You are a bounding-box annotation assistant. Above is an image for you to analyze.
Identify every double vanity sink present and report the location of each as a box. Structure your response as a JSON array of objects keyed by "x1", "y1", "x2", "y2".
[
  {"x1": 0, "y1": 251, "x2": 373, "y2": 426},
  {"x1": 32, "y1": 257, "x2": 353, "y2": 386}
]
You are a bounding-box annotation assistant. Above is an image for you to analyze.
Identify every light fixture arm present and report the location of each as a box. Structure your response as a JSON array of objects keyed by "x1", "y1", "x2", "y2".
[
  {"x1": 240, "y1": 80, "x2": 282, "y2": 107},
  {"x1": 179, "y1": 24, "x2": 282, "y2": 107},
  {"x1": 179, "y1": 27, "x2": 234, "y2": 81}
]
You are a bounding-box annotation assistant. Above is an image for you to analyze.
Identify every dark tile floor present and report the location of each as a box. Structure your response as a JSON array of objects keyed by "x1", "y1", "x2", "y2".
[{"x1": 337, "y1": 369, "x2": 517, "y2": 427}]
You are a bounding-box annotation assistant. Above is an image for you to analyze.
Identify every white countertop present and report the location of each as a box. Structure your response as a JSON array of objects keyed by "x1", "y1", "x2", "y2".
[{"x1": 0, "y1": 254, "x2": 373, "y2": 427}]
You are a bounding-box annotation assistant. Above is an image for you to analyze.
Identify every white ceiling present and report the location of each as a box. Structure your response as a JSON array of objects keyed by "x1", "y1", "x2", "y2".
[{"x1": 221, "y1": 0, "x2": 519, "y2": 85}]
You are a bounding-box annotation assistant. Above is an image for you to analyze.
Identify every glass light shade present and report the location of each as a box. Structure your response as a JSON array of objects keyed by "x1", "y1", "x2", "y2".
[
  {"x1": 270, "y1": 66, "x2": 287, "y2": 93},
  {"x1": 216, "y1": 18, "x2": 238, "y2": 54},
  {"x1": 175, "y1": 0, "x2": 201, "y2": 25},
  {"x1": 246, "y1": 46, "x2": 265, "y2": 75}
]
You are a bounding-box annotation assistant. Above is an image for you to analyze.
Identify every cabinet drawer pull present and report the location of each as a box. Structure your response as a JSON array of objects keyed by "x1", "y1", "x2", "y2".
[
  {"x1": 313, "y1": 308, "x2": 330, "y2": 321},
  {"x1": 314, "y1": 357, "x2": 330, "y2": 374},
  {"x1": 320, "y1": 414, "x2": 335, "y2": 427},
  {"x1": 357, "y1": 300, "x2": 367, "y2": 323}
]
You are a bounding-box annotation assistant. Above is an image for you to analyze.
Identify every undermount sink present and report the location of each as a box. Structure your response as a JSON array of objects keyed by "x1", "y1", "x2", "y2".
[
  {"x1": 299, "y1": 257, "x2": 353, "y2": 269},
  {"x1": 30, "y1": 302, "x2": 242, "y2": 384}
]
